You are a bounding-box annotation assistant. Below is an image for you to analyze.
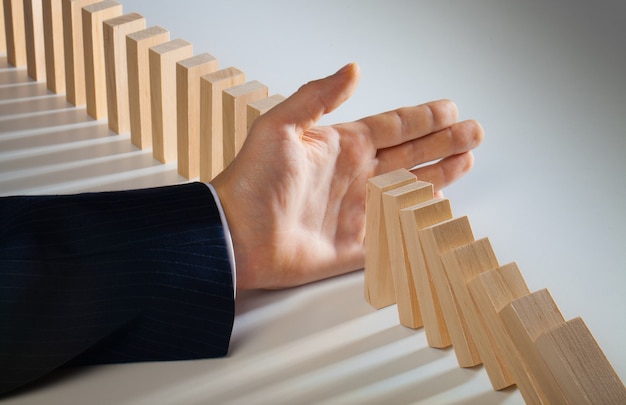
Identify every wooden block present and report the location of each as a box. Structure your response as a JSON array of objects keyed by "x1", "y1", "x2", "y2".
[
  {"x1": 149, "y1": 38, "x2": 193, "y2": 163},
  {"x1": 534, "y1": 317, "x2": 626, "y2": 405},
  {"x1": 468, "y1": 263, "x2": 549, "y2": 404},
  {"x1": 126, "y1": 25, "x2": 169, "y2": 149},
  {"x1": 246, "y1": 93, "x2": 285, "y2": 133},
  {"x1": 82, "y1": 0, "x2": 122, "y2": 119},
  {"x1": 103, "y1": 12, "x2": 145, "y2": 134},
  {"x1": 0, "y1": 1, "x2": 6, "y2": 53},
  {"x1": 199, "y1": 66, "x2": 245, "y2": 181},
  {"x1": 222, "y1": 80, "x2": 268, "y2": 167},
  {"x1": 176, "y1": 52, "x2": 219, "y2": 178},
  {"x1": 62, "y1": 0, "x2": 100, "y2": 106},
  {"x1": 381, "y1": 181, "x2": 434, "y2": 328},
  {"x1": 399, "y1": 198, "x2": 453, "y2": 348},
  {"x1": 42, "y1": 0, "x2": 65, "y2": 93},
  {"x1": 23, "y1": 0, "x2": 46, "y2": 81},
  {"x1": 4, "y1": 0, "x2": 27, "y2": 67},
  {"x1": 499, "y1": 288, "x2": 570, "y2": 404},
  {"x1": 441, "y1": 238, "x2": 514, "y2": 390},
  {"x1": 364, "y1": 169, "x2": 417, "y2": 309},
  {"x1": 419, "y1": 216, "x2": 480, "y2": 367}
]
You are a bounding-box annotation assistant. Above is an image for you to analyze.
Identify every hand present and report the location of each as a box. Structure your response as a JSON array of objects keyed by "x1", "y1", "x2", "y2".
[{"x1": 211, "y1": 63, "x2": 483, "y2": 290}]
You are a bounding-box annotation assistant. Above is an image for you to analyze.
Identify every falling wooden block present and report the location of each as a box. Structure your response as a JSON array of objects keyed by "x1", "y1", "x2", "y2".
[
  {"x1": 399, "y1": 198, "x2": 453, "y2": 348},
  {"x1": 82, "y1": 0, "x2": 122, "y2": 120},
  {"x1": 419, "y1": 216, "x2": 480, "y2": 367},
  {"x1": 126, "y1": 25, "x2": 169, "y2": 149},
  {"x1": 103, "y1": 12, "x2": 145, "y2": 134},
  {"x1": 149, "y1": 38, "x2": 193, "y2": 163},
  {"x1": 62, "y1": 0, "x2": 100, "y2": 106},
  {"x1": 0, "y1": 2, "x2": 6, "y2": 53},
  {"x1": 441, "y1": 238, "x2": 514, "y2": 390},
  {"x1": 246, "y1": 94, "x2": 285, "y2": 133},
  {"x1": 381, "y1": 181, "x2": 434, "y2": 328},
  {"x1": 364, "y1": 169, "x2": 417, "y2": 309},
  {"x1": 42, "y1": 0, "x2": 65, "y2": 93},
  {"x1": 4, "y1": 0, "x2": 27, "y2": 67},
  {"x1": 23, "y1": 0, "x2": 46, "y2": 81},
  {"x1": 199, "y1": 66, "x2": 246, "y2": 181},
  {"x1": 468, "y1": 263, "x2": 549, "y2": 404},
  {"x1": 176, "y1": 52, "x2": 219, "y2": 179},
  {"x1": 222, "y1": 80, "x2": 268, "y2": 167}
]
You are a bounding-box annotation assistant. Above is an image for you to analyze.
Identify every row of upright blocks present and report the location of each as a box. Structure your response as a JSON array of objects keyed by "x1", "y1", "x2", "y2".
[
  {"x1": 364, "y1": 168, "x2": 626, "y2": 404},
  {"x1": 1, "y1": 0, "x2": 286, "y2": 180}
]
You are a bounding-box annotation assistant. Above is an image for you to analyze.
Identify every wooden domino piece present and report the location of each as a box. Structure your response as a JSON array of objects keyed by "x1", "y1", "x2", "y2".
[
  {"x1": 126, "y1": 25, "x2": 169, "y2": 149},
  {"x1": 441, "y1": 238, "x2": 514, "y2": 390},
  {"x1": 23, "y1": 0, "x2": 46, "y2": 81},
  {"x1": 381, "y1": 181, "x2": 434, "y2": 328},
  {"x1": 364, "y1": 169, "x2": 417, "y2": 309},
  {"x1": 103, "y1": 12, "x2": 145, "y2": 134},
  {"x1": 4, "y1": 0, "x2": 27, "y2": 67},
  {"x1": 81, "y1": 0, "x2": 122, "y2": 120},
  {"x1": 419, "y1": 216, "x2": 481, "y2": 367},
  {"x1": 222, "y1": 80, "x2": 268, "y2": 167},
  {"x1": 534, "y1": 317, "x2": 626, "y2": 404},
  {"x1": 398, "y1": 198, "x2": 453, "y2": 348},
  {"x1": 42, "y1": 0, "x2": 65, "y2": 93},
  {"x1": 176, "y1": 52, "x2": 219, "y2": 179},
  {"x1": 198, "y1": 66, "x2": 246, "y2": 181},
  {"x1": 149, "y1": 38, "x2": 193, "y2": 163},
  {"x1": 246, "y1": 94, "x2": 285, "y2": 133}
]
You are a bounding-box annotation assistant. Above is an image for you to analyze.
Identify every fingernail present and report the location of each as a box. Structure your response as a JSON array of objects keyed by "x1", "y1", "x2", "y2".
[{"x1": 337, "y1": 62, "x2": 355, "y2": 74}]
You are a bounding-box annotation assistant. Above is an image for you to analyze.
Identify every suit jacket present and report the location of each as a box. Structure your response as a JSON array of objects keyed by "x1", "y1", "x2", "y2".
[{"x1": 0, "y1": 182, "x2": 235, "y2": 395}]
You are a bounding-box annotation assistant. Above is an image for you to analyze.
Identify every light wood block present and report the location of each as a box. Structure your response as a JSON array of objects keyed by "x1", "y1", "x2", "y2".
[
  {"x1": 126, "y1": 25, "x2": 169, "y2": 149},
  {"x1": 23, "y1": 0, "x2": 46, "y2": 81},
  {"x1": 246, "y1": 93, "x2": 285, "y2": 133},
  {"x1": 82, "y1": 0, "x2": 122, "y2": 120},
  {"x1": 381, "y1": 181, "x2": 434, "y2": 328},
  {"x1": 222, "y1": 80, "x2": 268, "y2": 167},
  {"x1": 534, "y1": 317, "x2": 626, "y2": 405},
  {"x1": 4, "y1": 0, "x2": 27, "y2": 66},
  {"x1": 364, "y1": 169, "x2": 417, "y2": 309},
  {"x1": 149, "y1": 38, "x2": 193, "y2": 163},
  {"x1": 441, "y1": 238, "x2": 514, "y2": 390},
  {"x1": 419, "y1": 216, "x2": 480, "y2": 367},
  {"x1": 468, "y1": 263, "x2": 549, "y2": 404},
  {"x1": 102, "y1": 12, "x2": 145, "y2": 134},
  {"x1": 199, "y1": 66, "x2": 245, "y2": 181},
  {"x1": 399, "y1": 198, "x2": 453, "y2": 348},
  {"x1": 0, "y1": 1, "x2": 6, "y2": 53},
  {"x1": 62, "y1": 0, "x2": 99, "y2": 106},
  {"x1": 176, "y1": 52, "x2": 219, "y2": 179},
  {"x1": 42, "y1": 0, "x2": 65, "y2": 93}
]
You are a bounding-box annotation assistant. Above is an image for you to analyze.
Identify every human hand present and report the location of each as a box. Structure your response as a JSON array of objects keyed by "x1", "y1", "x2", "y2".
[{"x1": 210, "y1": 63, "x2": 483, "y2": 290}]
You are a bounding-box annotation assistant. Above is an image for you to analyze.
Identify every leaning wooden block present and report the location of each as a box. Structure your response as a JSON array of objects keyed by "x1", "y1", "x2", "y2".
[
  {"x1": 126, "y1": 25, "x2": 169, "y2": 149},
  {"x1": 246, "y1": 94, "x2": 285, "y2": 133},
  {"x1": 4, "y1": 0, "x2": 27, "y2": 67},
  {"x1": 176, "y1": 52, "x2": 219, "y2": 179},
  {"x1": 103, "y1": 12, "x2": 146, "y2": 134},
  {"x1": 23, "y1": 0, "x2": 46, "y2": 81},
  {"x1": 364, "y1": 169, "x2": 417, "y2": 309},
  {"x1": 419, "y1": 216, "x2": 480, "y2": 367},
  {"x1": 535, "y1": 317, "x2": 626, "y2": 405},
  {"x1": 42, "y1": 0, "x2": 65, "y2": 93},
  {"x1": 149, "y1": 38, "x2": 193, "y2": 163},
  {"x1": 399, "y1": 198, "x2": 453, "y2": 348},
  {"x1": 381, "y1": 181, "x2": 434, "y2": 328}
]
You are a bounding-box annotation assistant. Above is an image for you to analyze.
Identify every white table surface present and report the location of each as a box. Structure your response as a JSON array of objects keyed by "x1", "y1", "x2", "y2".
[{"x1": 1, "y1": 1, "x2": 625, "y2": 403}]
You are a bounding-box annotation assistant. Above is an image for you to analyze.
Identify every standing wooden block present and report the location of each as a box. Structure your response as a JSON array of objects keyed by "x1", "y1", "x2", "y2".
[
  {"x1": 126, "y1": 25, "x2": 169, "y2": 149},
  {"x1": 381, "y1": 181, "x2": 434, "y2": 328},
  {"x1": 419, "y1": 216, "x2": 480, "y2": 367},
  {"x1": 534, "y1": 317, "x2": 626, "y2": 405},
  {"x1": 149, "y1": 38, "x2": 193, "y2": 163},
  {"x1": 62, "y1": 0, "x2": 99, "y2": 106},
  {"x1": 364, "y1": 169, "x2": 417, "y2": 309},
  {"x1": 246, "y1": 94, "x2": 285, "y2": 133},
  {"x1": 399, "y1": 198, "x2": 453, "y2": 348},
  {"x1": 441, "y1": 238, "x2": 514, "y2": 390},
  {"x1": 468, "y1": 263, "x2": 549, "y2": 404},
  {"x1": 4, "y1": 0, "x2": 27, "y2": 67},
  {"x1": 176, "y1": 52, "x2": 219, "y2": 179},
  {"x1": 103, "y1": 12, "x2": 145, "y2": 134},
  {"x1": 82, "y1": 0, "x2": 122, "y2": 120},
  {"x1": 222, "y1": 80, "x2": 268, "y2": 167},
  {"x1": 42, "y1": 0, "x2": 65, "y2": 93},
  {"x1": 23, "y1": 0, "x2": 46, "y2": 81},
  {"x1": 199, "y1": 66, "x2": 245, "y2": 181}
]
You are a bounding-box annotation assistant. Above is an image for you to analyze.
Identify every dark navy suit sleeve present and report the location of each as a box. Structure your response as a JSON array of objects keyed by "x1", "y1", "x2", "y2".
[{"x1": 0, "y1": 182, "x2": 235, "y2": 395}]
